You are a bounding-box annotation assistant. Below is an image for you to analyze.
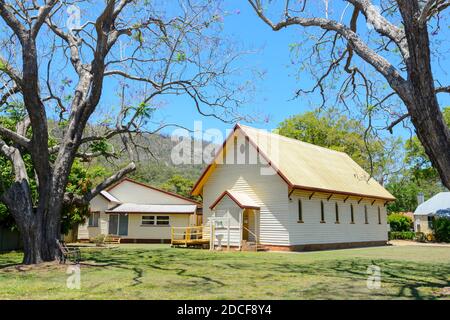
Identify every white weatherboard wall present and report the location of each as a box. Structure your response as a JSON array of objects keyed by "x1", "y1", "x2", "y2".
[
  {"x1": 288, "y1": 191, "x2": 388, "y2": 245},
  {"x1": 414, "y1": 215, "x2": 433, "y2": 234},
  {"x1": 78, "y1": 194, "x2": 110, "y2": 240},
  {"x1": 124, "y1": 214, "x2": 190, "y2": 239},
  {"x1": 210, "y1": 195, "x2": 242, "y2": 247},
  {"x1": 201, "y1": 130, "x2": 389, "y2": 247},
  {"x1": 202, "y1": 135, "x2": 290, "y2": 246},
  {"x1": 107, "y1": 180, "x2": 194, "y2": 205},
  {"x1": 78, "y1": 180, "x2": 197, "y2": 240}
]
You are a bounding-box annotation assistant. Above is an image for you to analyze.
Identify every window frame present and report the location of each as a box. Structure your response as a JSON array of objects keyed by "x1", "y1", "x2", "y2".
[
  {"x1": 335, "y1": 202, "x2": 340, "y2": 223},
  {"x1": 298, "y1": 199, "x2": 304, "y2": 223},
  {"x1": 88, "y1": 211, "x2": 100, "y2": 227},
  {"x1": 350, "y1": 204, "x2": 355, "y2": 224},
  {"x1": 156, "y1": 215, "x2": 170, "y2": 226},
  {"x1": 320, "y1": 200, "x2": 325, "y2": 223},
  {"x1": 427, "y1": 216, "x2": 433, "y2": 228},
  {"x1": 377, "y1": 206, "x2": 382, "y2": 224},
  {"x1": 364, "y1": 205, "x2": 369, "y2": 224},
  {"x1": 141, "y1": 215, "x2": 155, "y2": 226}
]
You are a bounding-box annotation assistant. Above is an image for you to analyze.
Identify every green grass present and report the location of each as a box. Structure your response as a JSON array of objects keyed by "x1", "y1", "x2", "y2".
[{"x1": 0, "y1": 244, "x2": 449, "y2": 300}]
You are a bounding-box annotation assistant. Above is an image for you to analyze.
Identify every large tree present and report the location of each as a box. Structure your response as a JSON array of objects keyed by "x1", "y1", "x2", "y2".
[
  {"x1": 0, "y1": 0, "x2": 247, "y2": 264},
  {"x1": 248, "y1": 0, "x2": 450, "y2": 189},
  {"x1": 386, "y1": 106, "x2": 449, "y2": 211},
  {"x1": 277, "y1": 108, "x2": 403, "y2": 184}
]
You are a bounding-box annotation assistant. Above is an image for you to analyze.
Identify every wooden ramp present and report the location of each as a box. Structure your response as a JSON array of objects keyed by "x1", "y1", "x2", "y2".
[{"x1": 171, "y1": 226, "x2": 209, "y2": 248}]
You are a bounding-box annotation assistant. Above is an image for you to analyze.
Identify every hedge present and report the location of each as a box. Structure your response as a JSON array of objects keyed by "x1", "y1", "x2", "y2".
[
  {"x1": 387, "y1": 213, "x2": 413, "y2": 232},
  {"x1": 388, "y1": 231, "x2": 416, "y2": 240},
  {"x1": 432, "y1": 218, "x2": 450, "y2": 243}
]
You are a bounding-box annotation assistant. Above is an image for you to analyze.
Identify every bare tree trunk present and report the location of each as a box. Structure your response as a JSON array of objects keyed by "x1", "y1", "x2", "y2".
[
  {"x1": 0, "y1": 0, "x2": 230, "y2": 265},
  {"x1": 248, "y1": 0, "x2": 450, "y2": 189},
  {"x1": 42, "y1": 185, "x2": 66, "y2": 260},
  {"x1": 398, "y1": 0, "x2": 450, "y2": 189},
  {"x1": 1, "y1": 180, "x2": 43, "y2": 264}
]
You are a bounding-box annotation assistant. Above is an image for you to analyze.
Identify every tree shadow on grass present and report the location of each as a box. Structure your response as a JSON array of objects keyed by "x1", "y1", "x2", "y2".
[
  {"x1": 234, "y1": 258, "x2": 450, "y2": 300},
  {"x1": 147, "y1": 263, "x2": 225, "y2": 287},
  {"x1": 81, "y1": 247, "x2": 450, "y2": 298},
  {"x1": 82, "y1": 247, "x2": 226, "y2": 288}
]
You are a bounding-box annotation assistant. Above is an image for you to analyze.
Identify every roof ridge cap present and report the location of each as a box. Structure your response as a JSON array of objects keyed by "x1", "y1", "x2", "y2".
[{"x1": 239, "y1": 124, "x2": 347, "y2": 155}]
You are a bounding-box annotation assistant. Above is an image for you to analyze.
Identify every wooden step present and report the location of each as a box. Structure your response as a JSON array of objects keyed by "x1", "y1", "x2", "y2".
[
  {"x1": 104, "y1": 235, "x2": 121, "y2": 244},
  {"x1": 241, "y1": 241, "x2": 267, "y2": 252}
]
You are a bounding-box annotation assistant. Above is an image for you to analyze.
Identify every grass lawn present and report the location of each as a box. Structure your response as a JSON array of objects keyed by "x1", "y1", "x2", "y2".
[{"x1": 0, "y1": 244, "x2": 449, "y2": 300}]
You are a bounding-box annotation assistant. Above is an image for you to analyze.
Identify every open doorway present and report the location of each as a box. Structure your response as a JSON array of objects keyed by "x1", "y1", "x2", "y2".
[{"x1": 108, "y1": 214, "x2": 129, "y2": 236}]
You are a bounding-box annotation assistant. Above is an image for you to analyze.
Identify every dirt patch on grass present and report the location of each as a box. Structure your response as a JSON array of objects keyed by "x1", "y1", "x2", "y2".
[
  {"x1": 434, "y1": 287, "x2": 450, "y2": 297},
  {"x1": 389, "y1": 240, "x2": 450, "y2": 247},
  {"x1": 1, "y1": 261, "x2": 68, "y2": 273}
]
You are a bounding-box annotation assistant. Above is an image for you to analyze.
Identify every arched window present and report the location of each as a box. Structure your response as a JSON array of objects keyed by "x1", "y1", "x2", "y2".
[
  {"x1": 335, "y1": 202, "x2": 339, "y2": 223},
  {"x1": 320, "y1": 200, "x2": 325, "y2": 223},
  {"x1": 298, "y1": 199, "x2": 303, "y2": 223},
  {"x1": 350, "y1": 204, "x2": 355, "y2": 224}
]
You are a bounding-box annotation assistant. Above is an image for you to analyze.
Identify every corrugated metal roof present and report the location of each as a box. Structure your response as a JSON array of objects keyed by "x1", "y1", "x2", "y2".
[
  {"x1": 192, "y1": 124, "x2": 395, "y2": 201},
  {"x1": 414, "y1": 192, "x2": 450, "y2": 215},
  {"x1": 239, "y1": 125, "x2": 395, "y2": 200},
  {"x1": 100, "y1": 190, "x2": 122, "y2": 203},
  {"x1": 107, "y1": 178, "x2": 201, "y2": 205},
  {"x1": 105, "y1": 203, "x2": 197, "y2": 214},
  {"x1": 210, "y1": 190, "x2": 260, "y2": 210}
]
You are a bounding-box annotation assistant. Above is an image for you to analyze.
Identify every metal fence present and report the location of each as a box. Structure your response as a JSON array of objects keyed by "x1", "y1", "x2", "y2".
[{"x1": 0, "y1": 227, "x2": 22, "y2": 252}]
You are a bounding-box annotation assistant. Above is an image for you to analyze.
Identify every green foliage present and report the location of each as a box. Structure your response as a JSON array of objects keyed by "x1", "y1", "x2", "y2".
[
  {"x1": 387, "y1": 213, "x2": 413, "y2": 232},
  {"x1": 0, "y1": 114, "x2": 109, "y2": 232},
  {"x1": 160, "y1": 175, "x2": 199, "y2": 201},
  {"x1": 61, "y1": 161, "x2": 110, "y2": 234},
  {"x1": 133, "y1": 102, "x2": 155, "y2": 120},
  {"x1": 132, "y1": 30, "x2": 144, "y2": 43},
  {"x1": 414, "y1": 232, "x2": 427, "y2": 243},
  {"x1": 90, "y1": 139, "x2": 111, "y2": 154},
  {"x1": 404, "y1": 107, "x2": 449, "y2": 180},
  {"x1": 1, "y1": 102, "x2": 27, "y2": 121},
  {"x1": 388, "y1": 231, "x2": 415, "y2": 240},
  {"x1": 386, "y1": 107, "x2": 449, "y2": 212},
  {"x1": 175, "y1": 52, "x2": 186, "y2": 62},
  {"x1": 90, "y1": 234, "x2": 106, "y2": 246},
  {"x1": 386, "y1": 178, "x2": 443, "y2": 213},
  {"x1": 277, "y1": 108, "x2": 401, "y2": 180},
  {"x1": 432, "y1": 218, "x2": 450, "y2": 243}
]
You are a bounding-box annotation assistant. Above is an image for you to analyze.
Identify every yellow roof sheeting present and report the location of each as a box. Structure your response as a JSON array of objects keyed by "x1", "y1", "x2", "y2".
[{"x1": 239, "y1": 124, "x2": 395, "y2": 200}]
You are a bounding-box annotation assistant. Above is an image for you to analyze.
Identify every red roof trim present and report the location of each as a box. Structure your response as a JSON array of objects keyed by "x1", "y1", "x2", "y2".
[
  {"x1": 192, "y1": 124, "x2": 394, "y2": 202},
  {"x1": 104, "y1": 211, "x2": 194, "y2": 215},
  {"x1": 209, "y1": 190, "x2": 260, "y2": 210},
  {"x1": 191, "y1": 124, "x2": 239, "y2": 195},
  {"x1": 107, "y1": 177, "x2": 201, "y2": 206},
  {"x1": 292, "y1": 185, "x2": 395, "y2": 202}
]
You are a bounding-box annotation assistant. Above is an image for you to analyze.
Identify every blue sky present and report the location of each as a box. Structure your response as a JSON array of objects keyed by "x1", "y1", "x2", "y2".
[
  {"x1": 149, "y1": 1, "x2": 323, "y2": 136},
  {"x1": 1, "y1": 1, "x2": 448, "y2": 142},
  {"x1": 27, "y1": 0, "x2": 447, "y2": 142},
  {"x1": 142, "y1": 0, "x2": 450, "y2": 141}
]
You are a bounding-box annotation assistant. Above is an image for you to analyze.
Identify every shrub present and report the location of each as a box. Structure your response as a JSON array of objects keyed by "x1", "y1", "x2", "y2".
[
  {"x1": 90, "y1": 234, "x2": 106, "y2": 246},
  {"x1": 414, "y1": 232, "x2": 427, "y2": 242},
  {"x1": 432, "y1": 217, "x2": 450, "y2": 243},
  {"x1": 388, "y1": 231, "x2": 415, "y2": 240},
  {"x1": 387, "y1": 213, "x2": 413, "y2": 232}
]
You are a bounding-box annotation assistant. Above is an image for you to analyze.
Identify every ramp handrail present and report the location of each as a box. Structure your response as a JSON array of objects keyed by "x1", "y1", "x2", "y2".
[
  {"x1": 171, "y1": 226, "x2": 204, "y2": 245},
  {"x1": 242, "y1": 225, "x2": 259, "y2": 251}
]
